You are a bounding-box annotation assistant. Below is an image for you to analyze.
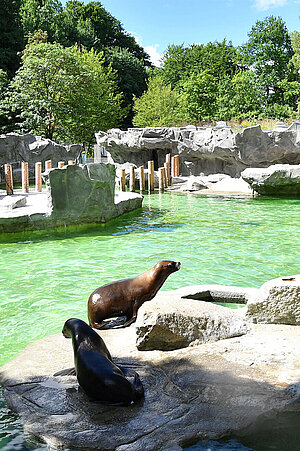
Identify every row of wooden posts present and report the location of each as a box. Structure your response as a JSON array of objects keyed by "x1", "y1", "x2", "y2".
[
  {"x1": 3, "y1": 159, "x2": 75, "y2": 195},
  {"x1": 3, "y1": 154, "x2": 180, "y2": 195},
  {"x1": 120, "y1": 154, "x2": 180, "y2": 192}
]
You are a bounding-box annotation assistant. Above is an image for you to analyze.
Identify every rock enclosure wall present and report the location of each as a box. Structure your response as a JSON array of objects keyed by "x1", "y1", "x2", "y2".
[
  {"x1": 96, "y1": 124, "x2": 300, "y2": 177},
  {"x1": 0, "y1": 133, "x2": 82, "y2": 182}
]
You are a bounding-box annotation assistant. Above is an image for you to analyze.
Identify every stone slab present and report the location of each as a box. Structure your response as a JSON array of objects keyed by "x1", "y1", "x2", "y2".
[{"x1": 135, "y1": 296, "x2": 249, "y2": 350}]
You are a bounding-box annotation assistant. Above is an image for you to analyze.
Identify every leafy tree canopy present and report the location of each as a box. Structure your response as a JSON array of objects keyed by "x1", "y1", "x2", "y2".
[
  {"x1": 19, "y1": 0, "x2": 151, "y2": 65},
  {"x1": 5, "y1": 40, "x2": 124, "y2": 144},
  {"x1": 240, "y1": 16, "x2": 294, "y2": 102},
  {"x1": 0, "y1": 0, "x2": 24, "y2": 76},
  {"x1": 133, "y1": 76, "x2": 185, "y2": 127},
  {"x1": 105, "y1": 48, "x2": 148, "y2": 128}
]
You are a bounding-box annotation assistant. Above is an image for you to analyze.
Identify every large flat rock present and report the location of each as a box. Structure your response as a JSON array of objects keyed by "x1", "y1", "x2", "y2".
[{"x1": 1, "y1": 319, "x2": 299, "y2": 450}]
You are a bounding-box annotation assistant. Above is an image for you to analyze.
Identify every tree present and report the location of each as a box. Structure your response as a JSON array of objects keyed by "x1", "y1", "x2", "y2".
[
  {"x1": 180, "y1": 71, "x2": 218, "y2": 122},
  {"x1": 56, "y1": 1, "x2": 150, "y2": 65},
  {"x1": 20, "y1": 0, "x2": 63, "y2": 42},
  {"x1": 217, "y1": 71, "x2": 265, "y2": 120},
  {"x1": 161, "y1": 40, "x2": 240, "y2": 90},
  {"x1": 240, "y1": 16, "x2": 294, "y2": 104},
  {"x1": 5, "y1": 41, "x2": 124, "y2": 144},
  {"x1": 0, "y1": 0, "x2": 24, "y2": 76},
  {"x1": 291, "y1": 31, "x2": 300, "y2": 71},
  {"x1": 132, "y1": 76, "x2": 185, "y2": 127},
  {"x1": 160, "y1": 44, "x2": 193, "y2": 89},
  {"x1": 105, "y1": 48, "x2": 148, "y2": 128}
]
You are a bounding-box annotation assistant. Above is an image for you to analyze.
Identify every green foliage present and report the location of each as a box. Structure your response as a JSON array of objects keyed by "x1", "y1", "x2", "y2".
[
  {"x1": 132, "y1": 76, "x2": 185, "y2": 127},
  {"x1": 4, "y1": 41, "x2": 124, "y2": 143},
  {"x1": 20, "y1": 0, "x2": 63, "y2": 42},
  {"x1": 161, "y1": 40, "x2": 240, "y2": 90},
  {"x1": 0, "y1": 0, "x2": 24, "y2": 76},
  {"x1": 105, "y1": 48, "x2": 148, "y2": 128},
  {"x1": 264, "y1": 103, "x2": 294, "y2": 119},
  {"x1": 180, "y1": 71, "x2": 218, "y2": 122},
  {"x1": 291, "y1": 31, "x2": 300, "y2": 71},
  {"x1": 218, "y1": 71, "x2": 265, "y2": 120},
  {"x1": 240, "y1": 16, "x2": 294, "y2": 103}
]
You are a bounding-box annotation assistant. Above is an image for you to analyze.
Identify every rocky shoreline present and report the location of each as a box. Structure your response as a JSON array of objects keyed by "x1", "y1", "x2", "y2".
[{"x1": 1, "y1": 278, "x2": 299, "y2": 450}]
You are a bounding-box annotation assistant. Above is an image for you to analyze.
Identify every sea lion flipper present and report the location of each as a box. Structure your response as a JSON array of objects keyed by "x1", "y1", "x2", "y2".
[
  {"x1": 119, "y1": 366, "x2": 144, "y2": 399},
  {"x1": 54, "y1": 367, "x2": 76, "y2": 377}
]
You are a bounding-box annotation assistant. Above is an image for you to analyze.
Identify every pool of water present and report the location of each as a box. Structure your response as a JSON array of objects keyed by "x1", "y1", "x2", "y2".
[{"x1": 0, "y1": 192, "x2": 299, "y2": 450}]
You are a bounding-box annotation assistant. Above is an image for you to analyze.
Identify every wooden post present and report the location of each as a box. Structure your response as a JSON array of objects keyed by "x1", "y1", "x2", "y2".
[
  {"x1": 5, "y1": 164, "x2": 13, "y2": 195},
  {"x1": 120, "y1": 168, "x2": 126, "y2": 191},
  {"x1": 35, "y1": 162, "x2": 42, "y2": 192},
  {"x1": 68, "y1": 160, "x2": 75, "y2": 165},
  {"x1": 174, "y1": 155, "x2": 180, "y2": 177},
  {"x1": 139, "y1": 166, "x2": 145, "y2": 192},
  {"x1": 22, "y1": 162, "x2": 29, "y2": 193},
  {"x1": 58, "y1": 161, "x2": 65, "y2": 168},
  {"x1": 165, "y1": 154, "x2": 171, "y2": 186},
  {"x1": 148, "y1": 160, "x2": 154, "y2": 192},
  {"x1": 45, "y1": 160, "x2": 52, "y2": 171},
  {"x1": 158, "y1": 167, "x2": 164, "y2": 191},
  {"x1": 129, "y1": 166, "x2": 135, "y2": 192},
  {"x1": 171, "y1": 156, "x2": 175, "y2": 177},
  {"x1": 164, "y1": 163, "x2": 169, "y2": 187}
]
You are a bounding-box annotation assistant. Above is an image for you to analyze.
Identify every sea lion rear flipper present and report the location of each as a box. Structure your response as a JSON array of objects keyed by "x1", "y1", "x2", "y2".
[
  {"x1": 54, "y1": 367, "x2": 76, "y2": 377},
  {"x1": 119, "y1": 366, "x2": 144, "y2": 399}
]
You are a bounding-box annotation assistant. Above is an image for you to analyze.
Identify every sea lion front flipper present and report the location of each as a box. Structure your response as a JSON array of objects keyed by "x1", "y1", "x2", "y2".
[{"x1": 54, "y1": 367, "x2": 76, "y2": 377}]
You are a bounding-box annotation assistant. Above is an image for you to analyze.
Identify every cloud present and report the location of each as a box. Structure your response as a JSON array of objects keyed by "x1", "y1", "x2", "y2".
[
  {"x1": 253, "y1": 0, "x2": 287, "y2": 10},
  {"x1": 144, "y1": 44, "x2": 163, "y2": 67},
  {"x1": 129, "y1": 30, "x2": 162, "y2": 67}
]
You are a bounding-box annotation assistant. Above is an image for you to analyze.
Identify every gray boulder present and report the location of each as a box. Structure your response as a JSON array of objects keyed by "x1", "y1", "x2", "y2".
[
  {"x1": 246, "y1": 275, "x2": 300, "y2": 325},
  {"x1": 135, "y1": 295, "x2": 248, "y2": 351},
  {"x1": 241, "y1": 164, "x2": 300, "y2": 196},
  {"x1": 0, "y1": 163, "x2": 143, "y2": 233},
  {"x1": 44, "y1": 163, "x2": 142, "y2": 226}
]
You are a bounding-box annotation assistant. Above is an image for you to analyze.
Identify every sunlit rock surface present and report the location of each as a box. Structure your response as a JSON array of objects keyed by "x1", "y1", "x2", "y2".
[
  {"x1": 96, "y1": 124, "x2": 300, "y2": 177},
  {"x1": 241, "y1": 164, "x2": 300, "y2": 196},
  {"x1": 1, "y1": 283, "x2": 299, "y2": 450},
  {"x1": 246, "y1": 275, "x2": 300, "y2": 324},
  {"x1": 0, "y1": 163, "x2": 143, "y2": 233}
]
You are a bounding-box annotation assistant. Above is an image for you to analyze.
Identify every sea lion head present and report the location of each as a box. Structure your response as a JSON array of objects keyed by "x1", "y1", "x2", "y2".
[
  {"x1": 155, "y1": 260, "x2": 181, "y2": 274},
  {"x1": 62, "y1": 318, "x2": 88, "y2": 338}
]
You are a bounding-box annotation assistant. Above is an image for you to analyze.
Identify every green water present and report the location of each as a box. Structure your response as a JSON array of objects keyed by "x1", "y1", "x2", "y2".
[{"x1": 0, "y1": 192, "x2": 299, "y2": 450}]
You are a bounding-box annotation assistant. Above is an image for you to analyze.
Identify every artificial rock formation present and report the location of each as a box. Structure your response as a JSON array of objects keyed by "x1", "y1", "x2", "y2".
[
  {"x1": 0, "y1": 133, "x2": 81, "y2": 182},
  {"x1": 1, "y1": 312, "x2": 299, "y2": 450},
  {"x1": 246, "y1": 275, "x2": 300, "y2": 325},
  {"x1": 96, "y1": 124, "x2": 300, "y2": 177},
  {"x1": 0, "y1": 163, "x2": 143, "y2": 233},
  {"x1": 241, "y1": 164, "x2": 300, "y2": 196},
  {"x1": 135, "y1": 295, "x2": 248, "y2": 351}
]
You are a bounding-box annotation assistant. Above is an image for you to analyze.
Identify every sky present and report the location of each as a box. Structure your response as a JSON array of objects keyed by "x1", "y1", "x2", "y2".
[{"x1": 62, "y1": 0, "x2": 300, "y2": 65}]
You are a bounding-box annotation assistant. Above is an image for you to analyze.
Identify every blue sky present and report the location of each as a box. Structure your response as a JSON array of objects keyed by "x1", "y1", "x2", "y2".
[{"x1": 63, "y1": 0, "x2": 300, "y2": 65}]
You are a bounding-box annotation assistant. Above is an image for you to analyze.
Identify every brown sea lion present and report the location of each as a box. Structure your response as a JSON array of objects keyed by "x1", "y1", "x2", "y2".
[
  {"x1": 57, "y1": 318, "x2": 144, "y2": 405},
  {"x1": 88, "y1": 260, "x2": 181, "y2": 329}
]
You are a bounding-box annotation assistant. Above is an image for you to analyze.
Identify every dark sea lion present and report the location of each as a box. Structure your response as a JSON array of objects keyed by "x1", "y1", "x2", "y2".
[
  {"x1": 58, "y1": 318, "x2": 144, "y2": 405},
  {"x1": 88, "y1": 260, "x2": 181, "y2": 329}
]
